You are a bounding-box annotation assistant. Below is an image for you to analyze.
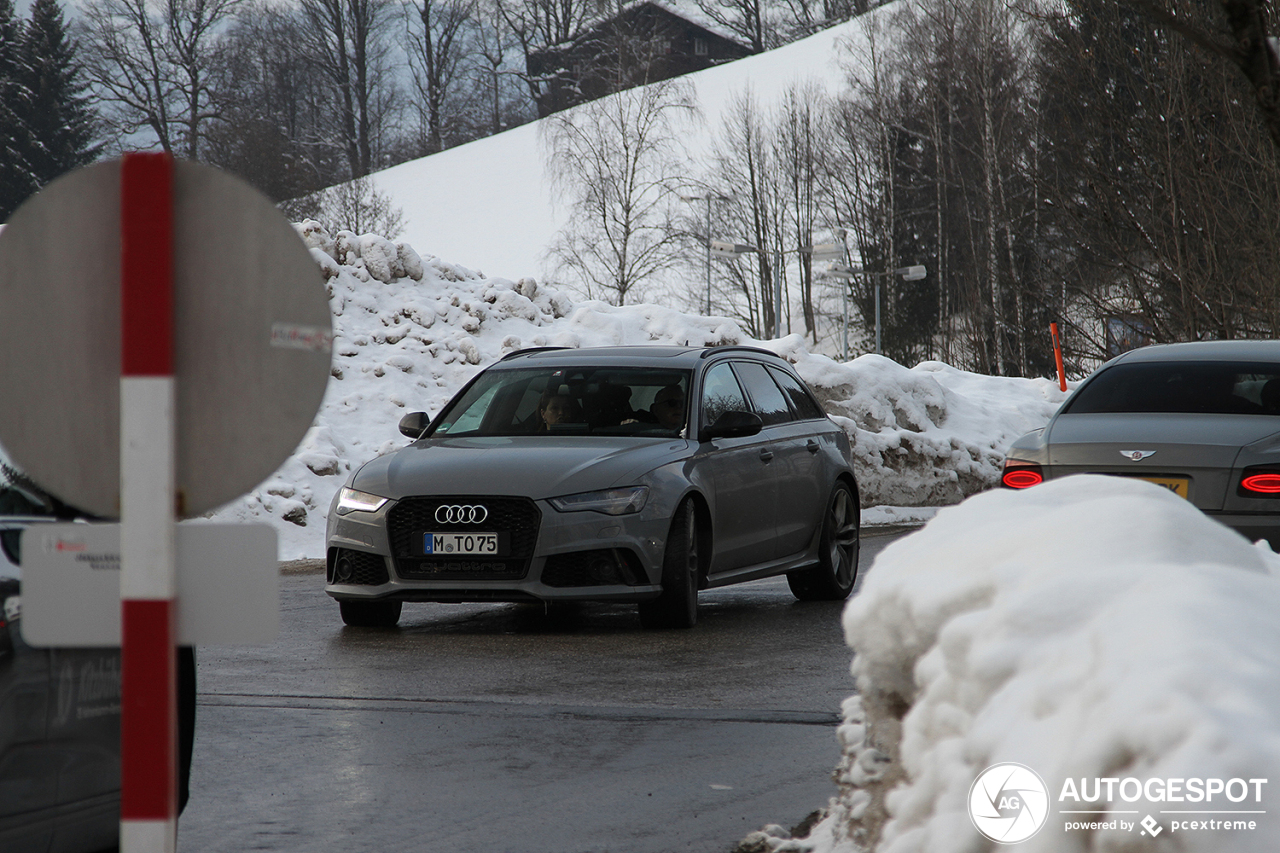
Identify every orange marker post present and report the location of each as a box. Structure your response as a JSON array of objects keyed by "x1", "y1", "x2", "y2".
[{"x1": 1050, "y1": 323, "x2": 1066, "y2": 392}]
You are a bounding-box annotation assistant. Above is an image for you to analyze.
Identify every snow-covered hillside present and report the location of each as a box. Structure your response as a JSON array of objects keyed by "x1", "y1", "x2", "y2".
[
  {"x1": 206, "y1": 225, "x2": 1067, "y2": 559},
  {"x1": 369, "y1": 7, "x2": 881, "y2": 283}
]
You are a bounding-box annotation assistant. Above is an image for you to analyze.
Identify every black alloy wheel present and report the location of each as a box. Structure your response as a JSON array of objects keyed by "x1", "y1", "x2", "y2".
[
  {"x1": 787, "y1": 481, "x2": 859, "y2": 601},
  {"x1": 638, "y1": 498, "x2": 699, "y2": 629},
  {"x1": 339, "y1": 598, "x2": 403, "y2": 628}
]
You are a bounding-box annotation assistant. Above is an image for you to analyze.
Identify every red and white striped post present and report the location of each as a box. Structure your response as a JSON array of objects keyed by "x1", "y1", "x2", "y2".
[{"x1": 119, "y1": 152, "x2": 179, "y2": 853}]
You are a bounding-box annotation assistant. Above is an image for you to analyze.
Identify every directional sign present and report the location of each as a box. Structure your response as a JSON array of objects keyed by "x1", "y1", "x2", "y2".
[
  {"x1": 802, "y1": 242, "x2": 842, "y2": 261},
  {"x1": 0, "y1": 159, "x2": 332, "y2": 518},
  {"x1": 710, "y1": 240, "x2": 758, "y2": 259},
  {"x1": 20, "y1": 523, "x2": 279, "y2": 646}
]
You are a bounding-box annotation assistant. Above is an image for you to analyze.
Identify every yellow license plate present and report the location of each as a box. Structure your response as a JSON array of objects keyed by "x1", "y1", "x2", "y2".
[{"x1": 1137, "y1": 476, "x2": 1190, "y2": 499}]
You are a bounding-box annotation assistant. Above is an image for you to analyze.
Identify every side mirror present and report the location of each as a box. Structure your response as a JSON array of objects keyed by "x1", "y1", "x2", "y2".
[
  {"x1": 699, "y1": 410, "x2": 763, "y2": 442},
  {"x1": 398, "y1": 411, "x2": 430, "y2": 439}
]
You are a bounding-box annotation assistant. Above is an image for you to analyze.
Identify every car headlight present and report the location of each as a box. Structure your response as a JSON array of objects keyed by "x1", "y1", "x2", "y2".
[
  {"x1": 335, "y1": 487, "x2": 389, "y2": 515},
  {"x1": 548, "y1": 486, "x2": 649, "y2": 516}
]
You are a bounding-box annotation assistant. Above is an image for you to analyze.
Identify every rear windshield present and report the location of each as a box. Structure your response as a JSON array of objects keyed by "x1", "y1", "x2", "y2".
[
  {"x1": 428, "y1": 366, "x2": 692, "y2": 438},
  {"x1": 1063, "y1": 361, "x2": 1280, "y2": 415}
]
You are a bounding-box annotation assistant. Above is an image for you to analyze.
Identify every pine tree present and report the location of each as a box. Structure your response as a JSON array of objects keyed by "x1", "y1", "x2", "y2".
[
  {"x1": 0, "y1": 0, "x2": 38, "y2": 221},
  {"x1": 20, "y1": 0, "x2": 98, "y2": 189}
]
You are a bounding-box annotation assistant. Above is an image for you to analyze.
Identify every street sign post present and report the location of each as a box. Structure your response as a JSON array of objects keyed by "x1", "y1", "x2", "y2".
[{"x1": 0, "y1": 154, "x2": 333, "y2": 853}]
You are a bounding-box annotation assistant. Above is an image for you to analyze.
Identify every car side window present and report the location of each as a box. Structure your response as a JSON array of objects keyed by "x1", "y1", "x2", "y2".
[
  {"x1": 734, "y1": 362, "x2": 794, "y2": 427},
  {"x1": 767, "y1": 366, "x2": 826, "y2": 420},
  {"x1": 701, "y1": 362, "x2": 749, "y2": 425}
]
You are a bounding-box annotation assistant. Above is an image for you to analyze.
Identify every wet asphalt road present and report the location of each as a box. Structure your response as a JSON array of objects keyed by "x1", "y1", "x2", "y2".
[{"x1": 175, "y1": 530, "x2": 907, "y2": 853}]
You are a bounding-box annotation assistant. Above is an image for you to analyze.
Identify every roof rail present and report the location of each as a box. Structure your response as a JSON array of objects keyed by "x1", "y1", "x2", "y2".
[
  {"x1": 698, "y1": 345, "x2": 778, "y2": 359},
  {"x1": 500, "y1": 346, "x2": 572, "y2": 361}
]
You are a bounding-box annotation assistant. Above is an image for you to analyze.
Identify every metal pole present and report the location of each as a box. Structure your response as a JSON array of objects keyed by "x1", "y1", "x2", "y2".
[
  {"x1": 704, "y1": 197, "x2": 711, "y2": 315},
  {"x1": 838, "y1": 230, "x2": 849, "y2": 362},
  {"x1": 842, "y1": 287, "x2": 848, "y2": 362},
  {"x1": 875, "y1": 279, "x2": 881, "y2": 354},
  {"x1": 774, "y1": 249, "x2": 783, "y2": 339}
]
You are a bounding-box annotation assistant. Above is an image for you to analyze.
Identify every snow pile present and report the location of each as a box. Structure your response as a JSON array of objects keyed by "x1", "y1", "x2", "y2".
[
  {"x1": 788, "y1": 476, "x2": 1280, "y2": 853},
  {"x1": 209, "y1": 225, "x2": 1067, "y2": 559},
  {"x1": 786, "y1": 351, "x2": 1066, "y2": 507}
]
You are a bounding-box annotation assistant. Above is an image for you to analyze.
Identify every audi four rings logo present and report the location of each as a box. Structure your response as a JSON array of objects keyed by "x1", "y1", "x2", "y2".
[{"x1": 435, "y1": 504, "x2": 489, "y2": 524}]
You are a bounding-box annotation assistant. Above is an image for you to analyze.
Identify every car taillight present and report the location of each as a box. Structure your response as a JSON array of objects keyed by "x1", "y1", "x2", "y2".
[
  {"x1": 1239, "y1": 467, "x2": 1280, "y2": 497},
  {"x1": 1001, "y1": 462, "x2": 1043, "y2": 489}
]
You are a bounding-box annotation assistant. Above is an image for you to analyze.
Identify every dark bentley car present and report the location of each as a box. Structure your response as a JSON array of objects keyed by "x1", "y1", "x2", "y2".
[
  {"x1": 1002, "y1": 340, "x2": 1280, "y2": 548},
  {"x1": 0, "y1": 464, "x2": 194, "y2": 853},
  {"x1": 326, "y1": 346, "x2": 861, "y2": 629}
]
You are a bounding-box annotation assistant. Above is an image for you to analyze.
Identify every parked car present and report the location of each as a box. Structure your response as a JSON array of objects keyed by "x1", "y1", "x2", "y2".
[
  {"x1": 0, "y1": 463, "x2": 194, "y2": 853},
  {"x1": 1001, "y1": 340, "x2": 1280, "y2": 547},
  {"x1": 326, "y1": 345, "x2": 861, "y2": 628}
]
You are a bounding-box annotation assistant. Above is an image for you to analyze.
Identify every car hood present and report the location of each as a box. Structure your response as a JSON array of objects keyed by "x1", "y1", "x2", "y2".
[
  {"x1": 1047, "y1": 413, "x2": 1280, "y2": 468},
  {"x1": 351, "y1": 436, "x2": 694, "y2": 500}
]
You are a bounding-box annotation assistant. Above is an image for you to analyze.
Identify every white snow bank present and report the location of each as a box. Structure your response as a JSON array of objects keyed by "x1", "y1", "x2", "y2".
[
  {"x1": 789, "y1": 352, "x2": 1067, "y2": 507},
  {"x1": 798, "y1": 476, "x2": 1280, "y2": 853},
  {"x1": 208, "y1": 225, "x2": 1068, "y2": 559}
]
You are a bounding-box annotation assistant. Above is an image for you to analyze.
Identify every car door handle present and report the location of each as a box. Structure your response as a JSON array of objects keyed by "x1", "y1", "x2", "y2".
[
  {"x1": 759, "y1": 449, "x2": 774, "y2": 462},
  {"x1": 806, "y1": 439, "x2": 820, "y2": 454}
]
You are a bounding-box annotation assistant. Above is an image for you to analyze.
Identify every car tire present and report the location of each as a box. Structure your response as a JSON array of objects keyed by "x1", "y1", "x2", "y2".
[
  {"x1": 638, "y1": 498, "x2": 699, "y2": 629},
  {"x1": 338, "y1": 599, "x2": 402, "y2": 627},
  {"x1": 787, "y1": 482, "x2": 859, "y2": 601}
]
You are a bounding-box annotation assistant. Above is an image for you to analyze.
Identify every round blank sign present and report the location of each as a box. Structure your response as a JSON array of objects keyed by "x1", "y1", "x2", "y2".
[{"x1": 0, "y1": 159, "x2": 332, "y2": 518}]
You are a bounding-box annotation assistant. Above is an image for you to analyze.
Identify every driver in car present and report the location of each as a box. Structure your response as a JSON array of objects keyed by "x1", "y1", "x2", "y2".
[{"x1": 650, "y1": 384, "x2": 686, "y2": 430}]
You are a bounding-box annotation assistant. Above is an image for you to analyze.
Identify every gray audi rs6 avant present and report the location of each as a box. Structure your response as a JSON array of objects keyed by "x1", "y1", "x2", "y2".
[
  {"x1": 1002, "y1": 340, "x2": 1280, "y2": 547},
  {"x1": 326, "y1": 346, "x2": 860, "y2": 628}
]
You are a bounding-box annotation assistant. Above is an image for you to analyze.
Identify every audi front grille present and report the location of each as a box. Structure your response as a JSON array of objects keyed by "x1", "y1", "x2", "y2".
[{"x1": 386, "y1": 496, "x2": 541, "y2": 580}]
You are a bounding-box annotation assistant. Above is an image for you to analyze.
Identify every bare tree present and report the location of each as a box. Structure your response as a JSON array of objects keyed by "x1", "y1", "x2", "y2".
[
  {"x1": 205, "y1": 1, "x2": 344, "y2": 199},
  {"x1": 292, "y1": 174, "x2": 405, "y2": 236},
  {"x1": 470, "y1": 0, "x2": 531, "y2": 135},
  {"x1": 1128, "y1": 0, "x2": 1280, "y2": 150},
  {"x1": 542, "y1": 78, "x2": 699, "y2": 305},
  {"x1": 706, "y1": 88, "x2": 780, "y2": 336},
  {"x1": 499, "y1": 0, "x2": 596, "y2": 102},
  {"x1": 694, "y1": 0, "x2": 771, "y2": 52},
  {"x1": 774, "y1": 81, "x2": 828, "y2": 342},
  {"x1": 79, "y1": 0, "x2": 240, "y2": 157},
  {"x1": 298, "y1": 0, "x2": 397, "y2": 177},
  {"x1": 1037, "y1": 0, "x2": 1280, "y2": 354},
  {"x1": 405, "y1": 0, "x2": 474, "y2": 153}
]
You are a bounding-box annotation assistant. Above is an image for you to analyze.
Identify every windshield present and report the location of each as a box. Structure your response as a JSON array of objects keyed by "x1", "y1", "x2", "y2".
[
  {"x1": 429, "y1": 366, "x2": 692, "y2": 438},
  {"x1": 1063, "y1": 361, "x2": 1280, "y2": 415}
]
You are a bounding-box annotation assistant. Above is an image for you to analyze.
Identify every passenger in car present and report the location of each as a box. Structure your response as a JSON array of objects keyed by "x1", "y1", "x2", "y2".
[
  {"x1": 1262, "y1": 378, "x2": 1280, "y2": 414},
  {"x1": 585, "y1": 383, "x2": 642, "y2": 428}
]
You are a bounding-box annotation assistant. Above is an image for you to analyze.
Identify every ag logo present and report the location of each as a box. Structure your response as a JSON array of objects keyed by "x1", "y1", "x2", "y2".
[{"x1": 969, "y1": 762, "x2": 1050, "y2": 844}]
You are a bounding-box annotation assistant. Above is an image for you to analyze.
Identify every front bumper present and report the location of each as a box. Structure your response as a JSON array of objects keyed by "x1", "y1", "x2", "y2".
[{"x1": 325, "y1": 495, "x2": 670, "y2": 603}]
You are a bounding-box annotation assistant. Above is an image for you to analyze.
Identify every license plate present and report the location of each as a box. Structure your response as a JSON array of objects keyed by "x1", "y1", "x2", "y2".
[
  {"x1": 1137, "y1": 476, "x2": 1190, "y2": 499},
  {"x1": 424, "y1": 532, "x2": 500, "y2": 555}
]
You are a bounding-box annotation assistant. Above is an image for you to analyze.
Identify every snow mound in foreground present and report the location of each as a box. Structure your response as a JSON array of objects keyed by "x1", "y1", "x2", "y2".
[
  {"x1": 799, "y1": 476, "x2": 1280, "y2": 853},
  {"x1": 209, "y1": 225, "x2": 1068, "y2": 559}
]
